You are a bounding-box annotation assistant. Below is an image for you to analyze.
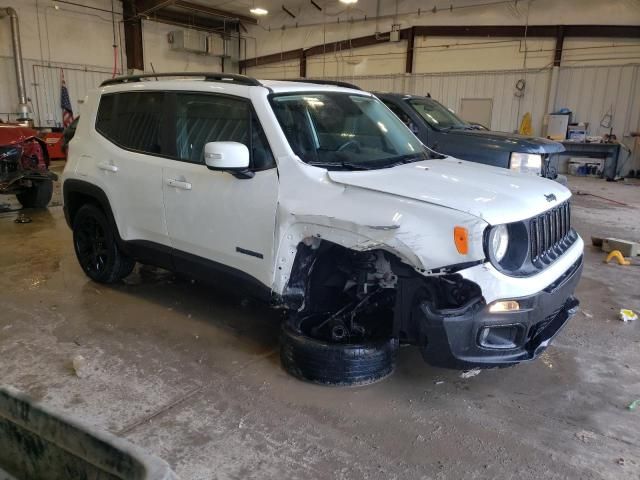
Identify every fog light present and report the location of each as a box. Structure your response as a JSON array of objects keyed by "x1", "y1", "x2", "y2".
[
  {"x1": 488, "y1": 300, "x2": 520, "y2": 313},
  {"x1": 479, "y1": 325, "x2": 522, "y2": 349}
]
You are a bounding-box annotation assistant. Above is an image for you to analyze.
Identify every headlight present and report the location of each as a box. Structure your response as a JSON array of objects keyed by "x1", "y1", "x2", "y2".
[
  {"x1": 510, "y1": 153, "x2": 542, "y2": 176},
  {"x1": 488, "y1": 225, "x2": 509, "y2": 262}
]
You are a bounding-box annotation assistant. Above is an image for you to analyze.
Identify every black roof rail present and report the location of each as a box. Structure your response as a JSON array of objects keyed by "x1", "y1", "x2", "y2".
[
  {"x1": 276, "y1": 79, "x2": 362, "y2": 90},
  {"x1": 100, "y1": 72, "x2": 263, "y2": 88}
]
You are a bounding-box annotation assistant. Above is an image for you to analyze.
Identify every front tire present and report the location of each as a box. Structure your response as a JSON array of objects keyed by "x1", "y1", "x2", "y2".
[
  {"x1": 72, "y1": 204, "x2": 135, "y2": 283},
  {"x1": 280, "y1": 315, "x2": 398, "y2": 386},
  {"x1": 16, "y1": 180, "x2": 53, "y2": 208}
]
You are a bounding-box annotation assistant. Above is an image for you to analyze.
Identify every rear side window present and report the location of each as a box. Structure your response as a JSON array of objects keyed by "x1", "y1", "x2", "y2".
[
  {"x1": 113, "y1": 92, "x2": 165, "y2": 154},
  {"x1": 95, "y1": 92, "x2": 169, "y2": 156},
  {"x1": 95, "y1": 95, "x2": 115, "y2": 138},
  {"x1": 174, "y1": 93, "x2": 275, "y2": 170}
]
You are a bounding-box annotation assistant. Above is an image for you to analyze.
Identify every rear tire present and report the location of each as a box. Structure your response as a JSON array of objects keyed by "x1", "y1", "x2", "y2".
[
  {"x1": 280, "y1": 317, "x2": 398, "y2": 386},
  {"x1": 73, "y1": 204, "x2": 135, "y2": 283},
  {"x1": 16, "y1": 180, "x2": 53, "y2": 208}
]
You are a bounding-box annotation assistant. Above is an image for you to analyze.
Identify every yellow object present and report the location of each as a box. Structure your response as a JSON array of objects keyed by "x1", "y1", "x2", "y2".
[
  {"x1": 488, "y1": 300, "x2": 521, "y2": 313},
  {"x1": 454, "y1": 226, "x2": 469, "y2": 255},
  {"x1": 519, "y1": 112, "x2": 533, "y2": 136},
  {"x1": 605, "y1": 250, "x2": 630, "y2": 265},
  {"x1": 620, "y1": 309, "x2": 638, "y2": 322}
]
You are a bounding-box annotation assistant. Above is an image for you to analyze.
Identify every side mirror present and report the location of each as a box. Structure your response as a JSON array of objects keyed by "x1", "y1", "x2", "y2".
[{"x1": 204, "y1": 142, "x2": 253, "y2": 178}]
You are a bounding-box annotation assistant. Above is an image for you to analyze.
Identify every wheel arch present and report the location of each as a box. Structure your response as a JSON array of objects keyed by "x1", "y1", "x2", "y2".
[{"x1": 63, "y1": 179, "x2": 119, "y2": 239}]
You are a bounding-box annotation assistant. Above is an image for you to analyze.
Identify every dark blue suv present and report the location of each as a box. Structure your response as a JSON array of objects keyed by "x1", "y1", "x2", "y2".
[{"x1": 376, "y1": 93, "x2": 565, "y2": 183}]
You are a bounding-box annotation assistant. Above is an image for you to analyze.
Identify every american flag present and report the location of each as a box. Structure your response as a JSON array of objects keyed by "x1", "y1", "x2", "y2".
[{"x1": 60, "y1": 69, "x2": 74, "y2": 127}]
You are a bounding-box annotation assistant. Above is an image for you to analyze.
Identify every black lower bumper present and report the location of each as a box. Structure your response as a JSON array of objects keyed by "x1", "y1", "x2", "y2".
[
  {"x1": 0, "y1": 171, "x2": 58, "y2": 192},
  {"x1": 419, "y1": 256, "x2": 583, "y2": 369}
]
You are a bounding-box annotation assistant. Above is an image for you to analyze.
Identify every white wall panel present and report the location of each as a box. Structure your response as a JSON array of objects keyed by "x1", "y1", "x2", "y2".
[
  {"x1": 1, "y1": 56, "x2": 112, "y2": 126},
  {"x1": 246, "y1": 60, "x2": 300, "y2": 79},
  {"x1": 555, "y1": 64, "x2": 640, "y2": 137}
]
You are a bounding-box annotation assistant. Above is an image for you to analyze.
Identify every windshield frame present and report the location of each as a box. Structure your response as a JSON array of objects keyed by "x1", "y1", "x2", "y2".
[
  {"x1": 268, "y1": 91, "x2": 432, "y2": 171},
  {"x1": 405, "y1": 97, "x2": 469, "y2": 131}
]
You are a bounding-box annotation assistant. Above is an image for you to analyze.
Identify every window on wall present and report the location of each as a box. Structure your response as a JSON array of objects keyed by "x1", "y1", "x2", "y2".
[{"x1": 174, "y1": 93, "x2": 275, "y2": 170}]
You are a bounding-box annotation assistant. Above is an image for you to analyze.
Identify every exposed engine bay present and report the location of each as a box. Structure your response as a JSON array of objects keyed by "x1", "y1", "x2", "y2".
[{"x1": 282, "y1": 239, "x2": 483, "y2": 345}]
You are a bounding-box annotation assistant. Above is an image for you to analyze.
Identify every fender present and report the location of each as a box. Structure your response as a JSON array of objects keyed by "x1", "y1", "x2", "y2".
[{"x1": 63, "y1": 179, "x2": 117, "y2": 232}]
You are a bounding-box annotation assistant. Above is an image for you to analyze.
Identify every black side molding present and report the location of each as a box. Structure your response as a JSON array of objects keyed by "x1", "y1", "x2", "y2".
[{"x1": 236, "y1": 247, "x2": 264, "y2": 259}]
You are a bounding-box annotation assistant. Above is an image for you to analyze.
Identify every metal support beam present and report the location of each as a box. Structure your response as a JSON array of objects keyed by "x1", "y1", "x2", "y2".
[
  {"x1": 151, "y1": 9, "x2": 227, "y2": 31},
  {"x1": 174, "y1": 0, "x2": 257, "y2": 25},
  {"x1": 123, "y1": 0, "x2": 144, "y2": 71},
  {"x1": 299, "y1": 52, "x2": 307, "y2": 78},
  {"x1": 239, "y1": 49, "x2": 303, "y2": 70},
  {"x1": 554, "y1": 26, "x2": 565, "y2": 67},
  {"x1": 304, "y1": 32, "x2": 390, "y2": 57},
  {"x1": 405, "y1": 26, "x2": 415, "y2": 74},
  {"x1": 136, "y1": 0, "x2": 176, "y2": 16}
]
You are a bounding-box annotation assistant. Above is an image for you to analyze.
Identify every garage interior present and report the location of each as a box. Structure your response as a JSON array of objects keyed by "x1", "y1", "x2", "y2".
[{"x1": 1, "y1": 1, "x2": 640, "y2": 479}]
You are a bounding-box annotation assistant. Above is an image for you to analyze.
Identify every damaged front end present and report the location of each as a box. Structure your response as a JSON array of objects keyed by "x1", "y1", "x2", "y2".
[
  {"x1": 280, "y1": 240, "x2": 484, "y2": 358},
  {"x1": 0, "y1": 132, "x2": 57, "y2": 194},
  {"x1": 279, "y1": 237, "x2": 582, "y2": 370}
]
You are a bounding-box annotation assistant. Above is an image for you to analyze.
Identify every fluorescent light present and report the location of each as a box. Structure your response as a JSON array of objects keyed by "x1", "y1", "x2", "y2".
[
  {"x1": 250, "y1": 7, "x2": 268, "y2": 15},
  {"x1": 339, "y1": 0, "x2": 358, "y2": 4}
]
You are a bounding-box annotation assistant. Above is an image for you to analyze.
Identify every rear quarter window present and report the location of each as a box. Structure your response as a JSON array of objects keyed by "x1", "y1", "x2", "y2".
[
  {"x1": 95, "y1": 94, "x2": 115, "y2": 138},
  {"x1": 95, "y1": 91, "x2": 170, "y2": 156}
]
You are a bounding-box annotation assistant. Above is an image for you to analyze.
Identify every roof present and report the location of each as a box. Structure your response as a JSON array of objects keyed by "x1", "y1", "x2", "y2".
[
  {"x1": 98, "y1": 73, "x2": 366, "y2": 96},
  {"x1": 374, "y1": 92, "x2": 431, "y2": 100},
  {"x1": 261, "y1": 80, "x2": 366, "y2": 94}
]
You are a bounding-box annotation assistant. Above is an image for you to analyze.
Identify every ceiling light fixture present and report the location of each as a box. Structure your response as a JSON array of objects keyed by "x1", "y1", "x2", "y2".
[
  {"x1": 250, "y1": 7, "x2": 268, "y2": 15},
  {"x1": 339, "y1": 0, "x2": 358, "y2": 4}
]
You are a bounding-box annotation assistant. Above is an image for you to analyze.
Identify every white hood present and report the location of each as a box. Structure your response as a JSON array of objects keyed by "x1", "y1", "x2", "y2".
[{"x1": 327, "y1": 158, "x2": 571, "y2": 225}]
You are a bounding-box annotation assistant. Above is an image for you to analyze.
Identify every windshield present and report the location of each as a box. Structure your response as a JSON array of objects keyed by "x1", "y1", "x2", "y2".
[
  {"x1": 408, "y1": 98, "x2": 469, "y2": 130},
  {"x1": 271, "y1": 93, "x2": 429, "y2": 170}
]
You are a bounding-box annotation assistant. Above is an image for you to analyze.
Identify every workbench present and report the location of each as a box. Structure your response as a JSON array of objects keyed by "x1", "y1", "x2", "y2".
[{"x1": 559, "y1": 141, "x2": 621, "y2": 179}]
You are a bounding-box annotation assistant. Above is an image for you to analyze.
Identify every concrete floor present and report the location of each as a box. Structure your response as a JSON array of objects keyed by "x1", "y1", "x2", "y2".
[{"x1": 1, "y1": 166, "x2": 639, "y2": 479}]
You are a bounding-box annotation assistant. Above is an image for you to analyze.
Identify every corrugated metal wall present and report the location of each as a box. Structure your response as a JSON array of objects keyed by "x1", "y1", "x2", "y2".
[
  {"x1": 555, "y1": 64, "x2": 640, "y2": 138},
  {"x1": 0, "y1": 56, "x2": 113, "y2": 127},
  {"x1": 328, "y1": 69, "x2": 551, "y2": 135},
  {"x1": 314, "y1": 63, "x2": 640, "y2": 140},
  {"x1": 3, "y1": 54, "x2": 639, "y2": 147}
]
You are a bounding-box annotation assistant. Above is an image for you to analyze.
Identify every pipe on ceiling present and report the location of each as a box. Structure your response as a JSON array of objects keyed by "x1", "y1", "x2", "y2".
[{"x1": 0, "y1": 7, "x2": 29, "y2": 119}]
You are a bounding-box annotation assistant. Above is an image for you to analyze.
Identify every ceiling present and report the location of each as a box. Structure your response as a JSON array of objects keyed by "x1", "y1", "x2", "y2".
[{"x1": 137, "y1": 1, "x2": 531, "y2": 33}]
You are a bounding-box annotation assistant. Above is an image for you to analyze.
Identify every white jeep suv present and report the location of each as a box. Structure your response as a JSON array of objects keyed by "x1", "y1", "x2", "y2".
[{"x1": 62, "y1": 73, "x2": 583, "y2": 385}]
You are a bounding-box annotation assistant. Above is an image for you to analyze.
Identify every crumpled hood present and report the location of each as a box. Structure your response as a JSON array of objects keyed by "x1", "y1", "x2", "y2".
[
  {"x1": 447, "y1": 129, "x2": 565, "y2": 154},
  {"x1": 327, "y1": 158, "x2": 571, "y2": 225}
]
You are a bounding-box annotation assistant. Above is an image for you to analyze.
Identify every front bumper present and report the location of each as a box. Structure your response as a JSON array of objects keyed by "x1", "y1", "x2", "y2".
[
  {"x1": 419, "y1": 255, "x2": 583, "y2": 369},
  {"x1": 0, "y1": 170, "x2": 58, "y2": 192}
]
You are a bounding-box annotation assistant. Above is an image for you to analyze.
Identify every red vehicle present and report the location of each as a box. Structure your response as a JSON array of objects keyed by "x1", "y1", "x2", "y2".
[{"x1": 0, "y1": 123, "x2": 57, "y2": 208}]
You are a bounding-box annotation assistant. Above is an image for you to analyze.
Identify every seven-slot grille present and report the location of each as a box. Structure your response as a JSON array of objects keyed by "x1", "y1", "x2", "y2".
[{"x1": 530, "y1": 201, "x2": 571, "y2": 264}]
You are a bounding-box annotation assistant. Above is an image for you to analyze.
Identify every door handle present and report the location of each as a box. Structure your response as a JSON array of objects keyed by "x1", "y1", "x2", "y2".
[
  {"x1": 166, "y1": 178, "x2": 192, "y2": 190},
  {"x1": 98, "y1": 162, "x2": 118, "y2": 172}
]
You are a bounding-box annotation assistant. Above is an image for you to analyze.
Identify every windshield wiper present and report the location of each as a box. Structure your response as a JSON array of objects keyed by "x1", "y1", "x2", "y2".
[
  {"x1": 381, "y1": 153, "x2": 430, "y2": 168},
  {"x1": 440, "y1": 125, "x2": 468, "y2": 131},
  {"x1": 307, "y1": 161, "x2": 372, "y2": 171}
]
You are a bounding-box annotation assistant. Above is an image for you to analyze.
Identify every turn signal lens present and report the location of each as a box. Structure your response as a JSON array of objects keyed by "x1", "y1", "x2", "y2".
[
  {"x1": 488, "y1": 300, "x2": 521, "y2": 313},
  {"x1": 454, "y1": 226, "x2": 469, "y2": 255}
]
